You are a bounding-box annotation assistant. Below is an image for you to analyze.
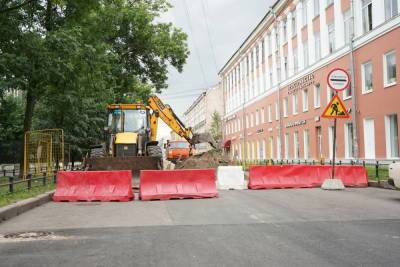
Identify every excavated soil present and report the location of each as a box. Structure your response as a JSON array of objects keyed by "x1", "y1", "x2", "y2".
[{"x1": 175, "y1": 149, "x2": 232, "y2": 169}]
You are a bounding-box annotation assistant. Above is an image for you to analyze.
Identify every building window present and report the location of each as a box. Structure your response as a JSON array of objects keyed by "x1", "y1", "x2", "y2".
[
  {"x1": 328, "y1": 23, "x2": 335, "y2": 53},
  {"x1": 362, "y1": 61, "x2": 373, "y2": 93},
  {"x1": 292, "y1": 9, "x2": 297, "y2": 36},
  {"x1": 384, "y1": 50, "x2": 397, "y2": 87},
  {"x1": 326, "y1": 0, "x2": 333, "y2": 6},
  {"x1": 275, "y1": 102, "x2": 279, "y2": 120},
  {"x1": 283, "y1": 97, "x2": 289, "y2": 117},
  {"x1": 344, "y1": 70, "x2": 352, "y2": 99},
  {"x1": 328, "y1": 126, "x2": 334, "y2": 159},
  {"x1": 269, "y1": 70, "x2": 273, "y2": 86},
  {"x1": 302, "y1": 0, "x2": 308, "y2": 26},
  {"x1": 314, "y1": 84, "x2": 321, "y2": 108},
  {"x1": 385, "y1": 0, "x2": 398, "y2": 20},
  {"x1": 293, "y1": 48, "x2": 298, "y2": 73},
  {"x1": 256, "y1": 110, "x2": 260, "y2": 125},
  {"x1": 292, "y1": 94, "x2": 298, "y2": 115},
  {"x1": 261, "y1": 40, "x2": 265, "y2": 62},
  {"x1": 303, "y1": 41, "x2": 309, "y2": 68},
  {"x1": 285, "y1": 133, "x2": 290, "y2": 159},
  {"x1": 283, "y1": 19, "x2": 288, "y2": 43},
  {"x1": 385, "y1": 114, "x2": 399, "y2": 158},
  {"x1": 302, "y1": 89, "x2": 309, "y2": 112},
  {"x1": 261, "y1": 108, "x2": 265, "y2": 123},
  {"x1": 343, "y1": 10, "x2": 352, "y2": 45},
  {"x1": 276, "y1": 136, "x2": 281, "y2": 160},
  {"x1": 275, "y1": 27, "x2": 280, "y2": 51},
  {"x1": 255, "y1": 46, "x2": 260, "y2": 67},
  {"x1": 268, "y1": 34, "x2": 272, "y2": 55},
  {"x1": 362, "y1": 0, "x2": 373, "y2": 33},
  {"x1": 303, "y1": 129, "x2": 310, "y2": 159},
  {"x1": 268, "y1": 104, "x2": 272, "y2": 123},
  {"x1": 345, "y1": 123, "x2": 355, "y2": 158},
  {"x1": 314, "y1": 32, "x2": 321, "y2": 61},
  {"x1": 314, "y1": 0, "x2": 320, "y2": 17},
  {"x1": 284, "y1": 56, "x2": 288, "y2": 79},
  {"x1": 246, "y1": 115, "x2": 249, "y2": 128},
  {"x1": 269, "y1": 136, "x2": 274, "y2": 159},
  {"x1": 250, "y1": 113, "x2": 254, "y2": 127},
  {"x1": 294, "y1": 131, "x2": 300, "y2": 159},
  {"x1": 327, "y1": 86, "x2": 335, "y2": 104}
]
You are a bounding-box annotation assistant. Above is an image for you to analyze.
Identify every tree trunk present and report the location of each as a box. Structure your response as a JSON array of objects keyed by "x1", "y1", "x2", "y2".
[{"x1": 19, "y1": 88, "x2": 36, "y2": 176}]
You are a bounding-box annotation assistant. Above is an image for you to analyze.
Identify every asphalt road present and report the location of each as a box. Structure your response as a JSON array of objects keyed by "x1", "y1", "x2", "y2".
[{"x1": 0, "y1": 188, "x2": 400, "y2": 266}]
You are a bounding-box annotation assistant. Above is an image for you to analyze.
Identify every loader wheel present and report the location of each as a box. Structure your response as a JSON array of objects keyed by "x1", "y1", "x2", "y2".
[
  {"x1": 147, "y1": 145, "x2": 162, "y2": 158},
  {"x1": 90, "y1": 147, "x2": 105, "y2": 158}
]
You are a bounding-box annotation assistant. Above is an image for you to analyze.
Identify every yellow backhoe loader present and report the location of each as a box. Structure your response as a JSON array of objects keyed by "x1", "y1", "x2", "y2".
[{"x1": 85, "y1": 95, "x2": 216, "y2": 172}]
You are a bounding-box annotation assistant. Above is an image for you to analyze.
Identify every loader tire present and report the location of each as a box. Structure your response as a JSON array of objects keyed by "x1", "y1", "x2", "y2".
[
  {"x1": 90, "y1": 147, "x2": 105, "y2": 158},
  {"x1": 147, "y1": 145, "x2": 162, "y2": 158}
]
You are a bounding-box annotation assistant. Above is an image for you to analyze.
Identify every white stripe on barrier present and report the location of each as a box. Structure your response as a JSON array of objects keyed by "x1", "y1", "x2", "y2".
[{"x1": 217, "y1": 166, "x2": 246, "y2": 190}]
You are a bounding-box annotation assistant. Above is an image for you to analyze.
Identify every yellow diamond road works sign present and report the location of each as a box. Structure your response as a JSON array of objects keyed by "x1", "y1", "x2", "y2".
[{"x1": 322, "y1": 94, "x2": 350, "y2": 119}]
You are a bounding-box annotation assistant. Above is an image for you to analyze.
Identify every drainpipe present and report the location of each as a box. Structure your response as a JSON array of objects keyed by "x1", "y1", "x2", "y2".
[
  {"x1": 270, "y1": 7, "x2": 283, "y2": 161},
  {"x1": 350, "y1": 0, "x2": 359, "y2": 161}
]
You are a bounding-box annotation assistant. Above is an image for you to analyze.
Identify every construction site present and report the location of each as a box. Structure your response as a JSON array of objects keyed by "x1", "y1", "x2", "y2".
[{"x1": 1, "y1": 0, "x2": 400, "y2": 266}]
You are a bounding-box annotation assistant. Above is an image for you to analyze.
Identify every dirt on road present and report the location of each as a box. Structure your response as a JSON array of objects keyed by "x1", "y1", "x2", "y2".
[{"x1": 175, "y1": 149, "x2": 232, "y2": 169}]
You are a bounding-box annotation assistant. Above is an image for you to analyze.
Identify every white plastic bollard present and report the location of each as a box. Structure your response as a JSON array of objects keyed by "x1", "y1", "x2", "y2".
[{"x1": 217, "y1": 166, "x2": 247, "y2": 190}]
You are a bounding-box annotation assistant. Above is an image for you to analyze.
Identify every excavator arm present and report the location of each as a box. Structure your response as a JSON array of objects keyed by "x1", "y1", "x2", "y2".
[{"x1": 147, "y1": 95, "x2": 217, "y2": 148}]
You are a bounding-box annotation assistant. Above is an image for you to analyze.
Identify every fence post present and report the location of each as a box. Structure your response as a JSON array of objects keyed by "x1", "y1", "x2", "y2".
[
  {"x1": 363, "y1": 161, "x2": 366, "y2": 167},
  {"x1": 53, "y1": 171, "x2": 57, "y2": 184},
  {"x1": 27, "y1": 174, "x2": 32, "y2": 190},
  {"x1": 375, "y1": 161, "x2": 379, "y2": 182},
  {"x1": 43, "y1": 172, "x2": 47, "y2": 186},
  {"x1": 3, "y1": 169, "x2": 5, "y2": 177},
  {"x1": 9, "y1": 176, "x2": 14, "y2": 193}
]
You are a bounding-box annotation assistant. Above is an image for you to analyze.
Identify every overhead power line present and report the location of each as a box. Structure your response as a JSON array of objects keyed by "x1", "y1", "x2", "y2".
[
  {"x1": 200, "y1": 0, "x2": 219, "y2": 73},
  {"x1": 181, "y1": 0, "x2": 209, "y2": 88}
]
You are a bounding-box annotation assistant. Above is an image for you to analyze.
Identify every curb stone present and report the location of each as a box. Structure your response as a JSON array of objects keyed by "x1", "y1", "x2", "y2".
[{"x1": 0, "y1": 191, "x2": 55, "y2": 223}]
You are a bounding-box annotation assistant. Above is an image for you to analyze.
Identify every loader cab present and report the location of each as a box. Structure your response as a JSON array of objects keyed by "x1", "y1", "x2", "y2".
[
  {"x1": 105, "y1": 104, "x2": 151, "y2": 157},
  {"x1": 107, "y1": 108, "x2": 148, "y2": 134}
]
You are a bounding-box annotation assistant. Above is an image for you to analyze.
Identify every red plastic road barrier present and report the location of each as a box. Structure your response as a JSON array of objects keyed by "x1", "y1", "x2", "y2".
[
  {"x1": 248, "y1": 165, "x2": 368, "y2": 189},
  {"x1": 334, "y1": 165, "x2": 368, "y2": 187},
  {"x1": 140, "y1": 169, "x2": 217, "y2": 201},
  {"x1": 53, "y1": 170, "x2": 133, "y2": 202}
]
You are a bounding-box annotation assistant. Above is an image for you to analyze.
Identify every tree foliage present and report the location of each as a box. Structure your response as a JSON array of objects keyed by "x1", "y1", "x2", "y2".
[
  {"x1": 0, "y1": 0, "x2": 189, "y2": 161},
  {"x1": 210, "y1": 111, "x2": 222, "y2": 145}
]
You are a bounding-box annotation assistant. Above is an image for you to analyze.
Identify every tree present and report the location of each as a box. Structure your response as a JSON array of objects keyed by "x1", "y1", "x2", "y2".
[
  {"x1": 0, "y1": 0, "x2": 189, "y2": 163},
  {"x1": 210, "y1": 111, "x2": 222, "y2": 145}
]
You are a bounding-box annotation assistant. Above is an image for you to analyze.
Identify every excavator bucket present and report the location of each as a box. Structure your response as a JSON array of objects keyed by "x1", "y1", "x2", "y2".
[
  {"x1": 85, "y1": 156, "x2": 163, "y2": 172},
  {"x1": 191, "y1": 133, "x2": 218, "y2": 148}
]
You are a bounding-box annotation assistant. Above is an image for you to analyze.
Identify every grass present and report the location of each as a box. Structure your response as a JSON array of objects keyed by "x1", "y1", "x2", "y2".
[
  {"x1": 0, "y1": 176, "x2": 55, "y2": 208},
  {"x1": 365, "y1": 165, "x2": 389, "y2": 182}
]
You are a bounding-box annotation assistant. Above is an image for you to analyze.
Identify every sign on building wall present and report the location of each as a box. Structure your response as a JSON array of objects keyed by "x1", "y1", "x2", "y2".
[{"x1": 288, "y1": 73, "x2": 315, "y2": 95}]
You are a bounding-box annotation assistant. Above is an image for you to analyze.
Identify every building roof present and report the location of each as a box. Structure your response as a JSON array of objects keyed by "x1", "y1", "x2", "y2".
[{"x1": 183, "y1": 84, "x2": 219, "y2": 115}]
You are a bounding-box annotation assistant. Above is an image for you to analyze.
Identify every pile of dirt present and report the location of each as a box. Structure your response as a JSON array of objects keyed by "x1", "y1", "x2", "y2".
[{"x1": 175, "y1": 149, "x2": 232, "y2": 169}]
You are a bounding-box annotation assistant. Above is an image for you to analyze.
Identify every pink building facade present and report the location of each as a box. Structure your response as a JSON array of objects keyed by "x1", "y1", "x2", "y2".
[{"x1": 220, "y1": 0, "x2": 400, "y2": 162}]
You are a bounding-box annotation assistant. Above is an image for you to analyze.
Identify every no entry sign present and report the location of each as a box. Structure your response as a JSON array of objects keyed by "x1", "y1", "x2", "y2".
[{"x1": 327, "y1": 68, "x2": 350, "y2": 91}]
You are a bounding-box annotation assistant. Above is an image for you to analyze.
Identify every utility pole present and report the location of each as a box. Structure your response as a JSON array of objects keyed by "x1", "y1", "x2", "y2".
[
  {"x1": 350, "y1": 0, "x2": 359, "y2": 161},
  {"x1": 270, "y1": 7, "x2": 283, "y2": 161}
]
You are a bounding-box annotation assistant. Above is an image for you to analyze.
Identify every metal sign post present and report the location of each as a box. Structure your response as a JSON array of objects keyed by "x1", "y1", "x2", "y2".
[
  {"x1": 322, "y1": 69, "x2": 351, "y2": 182},
  {"x1": 331, "y1": 107, "x2": 337, "y2": 180}
]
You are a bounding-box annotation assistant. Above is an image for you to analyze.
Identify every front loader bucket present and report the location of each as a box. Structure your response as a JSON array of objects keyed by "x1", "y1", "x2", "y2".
[
  {"x1": 191, "y1": 133, "x2": 217, "y2": 148},
  {"x1": 86, "y1": 156, "x2": 162, "y2": 172}
]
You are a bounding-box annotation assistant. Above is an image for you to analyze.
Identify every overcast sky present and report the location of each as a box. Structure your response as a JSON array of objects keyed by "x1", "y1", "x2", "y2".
[{"x1": 157, "y1": 0, "x2": 275, "y2": 138}]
